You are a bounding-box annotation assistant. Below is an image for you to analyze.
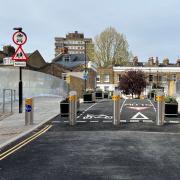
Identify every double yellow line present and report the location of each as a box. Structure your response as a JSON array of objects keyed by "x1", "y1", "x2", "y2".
[{"x1": 0, "y1": 124, "x2": 52, "y2": 161}]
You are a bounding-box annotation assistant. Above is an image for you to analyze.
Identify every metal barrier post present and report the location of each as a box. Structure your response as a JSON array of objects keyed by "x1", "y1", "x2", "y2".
[
  {"x1": 69, "y1": 91, "x2": 77, "y2": 126},
  {"x1": 112, "y1": 90, "x2": 121, "y2": 125},
  {"x1": 156, "y1": 91, "x2": 165, "y2": 125},
  {"x1": 25, "y1": 98, "x2": 34, "y2": 125}
]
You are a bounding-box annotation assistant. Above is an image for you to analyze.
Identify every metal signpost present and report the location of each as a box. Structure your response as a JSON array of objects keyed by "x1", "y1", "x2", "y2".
[
  {"x1": 156, "y1": 91, "x2": 165, "y2": 125},
  {"x1": 69, "y1": 91, "x2": 77, "y2": 126},
  {"x1": 25, "y1": 98, "x2": 34, "y2": 125},
  {"x1": 12, "y1": 27, "x2": 28, "y2": 113}
]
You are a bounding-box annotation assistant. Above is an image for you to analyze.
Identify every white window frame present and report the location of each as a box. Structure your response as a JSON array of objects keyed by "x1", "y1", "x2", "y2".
[{"x1": 104, "y1": 74, "x2": 109, "y2": 83}]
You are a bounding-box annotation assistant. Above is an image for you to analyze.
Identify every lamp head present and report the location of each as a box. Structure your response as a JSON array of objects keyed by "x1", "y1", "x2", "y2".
[{"x1": 13, "y1": 27, "x2": 22, "y2": 32}]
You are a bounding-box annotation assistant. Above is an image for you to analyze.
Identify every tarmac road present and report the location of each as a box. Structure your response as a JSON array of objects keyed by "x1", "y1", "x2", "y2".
[{"x1": 1, "y1": 99, "x2": 180, "y2": 180}]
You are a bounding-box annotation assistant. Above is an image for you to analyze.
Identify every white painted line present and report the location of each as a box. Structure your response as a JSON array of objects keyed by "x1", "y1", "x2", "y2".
[
  {"x1": 63, "y1": 121, "x2": 69, "y2": 123},
  {"x1": 165, "y1": 121, "x2": 180, "y2": 124},
  {"x1": 120, "y1": 99, "x2": 126, "y2": 114},
  {"x1": 120, "y1": 120, "x2": 127, "y2": 122},
  {"x1": 77, "y1": 120, "x2": 87, "y2": 123},
  {"x1": 90, "y1": 120, "x2": 99, "y2": 123},
  {"x1": 143, "y1": 120, "x2": 153, "y2": 123},
  {"x1": 130, "y1": 120, "x2": 139, "y2": 123},
  {"x1": 148, "y1": 99, "x2": 156, "y2": 112},
  {"x1": 78, "y1": 103, "x2": 98, "y2": 120}
]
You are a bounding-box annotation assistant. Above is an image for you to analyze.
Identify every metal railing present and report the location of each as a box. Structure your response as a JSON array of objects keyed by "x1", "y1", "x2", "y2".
[{"x1": 2, "y1": 89, "x2": 16, "y2": 113}]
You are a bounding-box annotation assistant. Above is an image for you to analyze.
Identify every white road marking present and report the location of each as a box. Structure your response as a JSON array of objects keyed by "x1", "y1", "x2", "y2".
[
  {"x1": 127, "y1": 106, "x2": 150, "y2": 111},
  {"x1": 120, "y1": 120, "x2": 127, "y2": 122},
  {"x1": 148, "y1": 99, "x2": 156, "y2": 112},
  {"x1": 90, "y1": 120, "x2": 99, "y2": 123},
  {"x1": 143, "y1": 120, "x2": 153, "y2": 123},
  {"x1": 77, "y1": 103, "x2": 98, "y2": 119},
  {"x1": 103, "y1": 120, "x2": 112, "y2": 123},
  {"x1": 165, "y1": 121, "x2": 180, "y2": 124},
  {"x1": 120, "y1": 99, "x2": 126, "y2": 114},
  {"x1": 129, "y1": 120, "x2": 139, "y2": 123},
  {"x1": 131, "y1": 112, "x2": 149, "y2": 120}
]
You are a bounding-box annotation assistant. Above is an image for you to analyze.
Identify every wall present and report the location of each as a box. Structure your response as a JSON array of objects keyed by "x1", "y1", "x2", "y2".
[
  {"x1": 0, "y1": 67, "x2": 68, "y2": 102},
  {"x1": 66, "y1": 75, "x2": 84, "y2": 98}
]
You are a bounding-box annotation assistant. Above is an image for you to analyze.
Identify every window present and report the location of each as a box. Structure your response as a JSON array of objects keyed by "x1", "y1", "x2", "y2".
[
  {"x1": 64, "y1": 55, "x2": 70, "y2": 62},
  {"x1": 62, "y1": 73, "x2": 67, "y2": 81},
  {"x1": 104, "y1": 86, "x2": 109, "y2": 91},
  {"x1": 149, "y1": 75, "x2": 153, "y2": 82},
  {"x1": 104, "y1": 74, "x2": 109, "y2": 82},
  {"x1": 96, "y1": 75, "x2": 100, "y2": 82},
  {"x1": 118, "y1": 75, "x2": 121, "y2": 82},
  {"x1": 172, "y1": 74, "x2": 176, "y2": 81}
]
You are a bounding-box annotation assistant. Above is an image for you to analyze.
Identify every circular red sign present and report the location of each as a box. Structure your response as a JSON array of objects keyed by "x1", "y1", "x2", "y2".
[{"x1": 12, "y1": 31, "x2": 27, "y2": 45}]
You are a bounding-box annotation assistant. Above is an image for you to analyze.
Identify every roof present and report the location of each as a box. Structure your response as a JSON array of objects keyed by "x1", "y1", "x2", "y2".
[{"x1": 52, "y1": 53, "x2": 89, "y2": 69}]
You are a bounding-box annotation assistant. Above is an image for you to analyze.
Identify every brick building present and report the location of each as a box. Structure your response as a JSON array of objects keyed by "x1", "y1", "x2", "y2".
[
  {"x1": 54, "y1": 31, "x2": 94, "y2": 60},
  {"x1": 96, "y1": 57, "x2": 180, "y2": 98}
]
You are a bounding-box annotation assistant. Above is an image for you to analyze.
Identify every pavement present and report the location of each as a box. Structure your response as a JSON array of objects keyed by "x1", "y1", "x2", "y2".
[{"x1": 0, "y1": 96, "x2": 63, "y2": 150}]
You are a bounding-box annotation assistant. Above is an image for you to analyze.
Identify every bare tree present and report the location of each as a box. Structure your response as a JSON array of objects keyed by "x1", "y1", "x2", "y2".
[
  {"x1": 119, "y1": 70, "x2": 146, "y2": 98},
  {"x1": 94, "y1": 27, "x2": 131, "y2": 67}
]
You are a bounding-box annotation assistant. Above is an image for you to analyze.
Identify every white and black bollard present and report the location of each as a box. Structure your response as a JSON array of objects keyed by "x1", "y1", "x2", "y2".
[
  {"x1": 69, "y1": 91, "x2": 77, "y2": 126},
  {"x1": 156, "y1": 91, "x2": 165, "y2": 126},
  {"x1": 112, "y1": 90, "x2": 121, "y2": 125},
  {"x1": 25, "y1": 98, "x2": 34, "y2": 125}
]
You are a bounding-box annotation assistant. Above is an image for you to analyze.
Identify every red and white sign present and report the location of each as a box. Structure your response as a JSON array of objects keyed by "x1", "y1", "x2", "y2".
[
  {"x1": 12, "y1": 31, "x2": 27, "y2": 46},
  {"x1": 12, "y1": 46, "x2": 28, "y2": 61}
]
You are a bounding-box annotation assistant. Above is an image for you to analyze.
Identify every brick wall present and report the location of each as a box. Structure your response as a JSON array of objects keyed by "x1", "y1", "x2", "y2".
[{"x1": 66, "y1": 75, "x2": 85, "y2": 98}]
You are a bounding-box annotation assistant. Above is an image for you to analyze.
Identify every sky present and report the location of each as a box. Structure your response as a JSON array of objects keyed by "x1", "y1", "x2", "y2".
[{"x1": 0, "y1": 0, "x2": 180, "y2": 63}]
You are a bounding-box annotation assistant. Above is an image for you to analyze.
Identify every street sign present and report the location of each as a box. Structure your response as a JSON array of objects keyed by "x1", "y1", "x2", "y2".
[
  {"x1": 3, "y1": 57, "x2": 14, "y2": 65},
  {"x1": 12, "y1": 31, "x2": 27, "y2": 45},
  {"x1": 12, "y1": 46, "x2": 28, "y2": 61},
  {"x1": 83, "y1": 74, "x2": 88, "y2": 80},
  {"x1": 14, "y1": 61, "x2": 26, "y2": 67},
  {"x1": 25, "y1": 105, "x2": 32, "y2": 112}
]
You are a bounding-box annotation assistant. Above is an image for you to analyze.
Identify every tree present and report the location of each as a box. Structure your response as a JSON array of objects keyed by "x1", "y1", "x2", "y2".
[
  {"x1": 94, "y1": 27, "x2": 131, "y2": 67},
  {"x1": 119, "y1": 70, "x2": 146, "y2": 98}
]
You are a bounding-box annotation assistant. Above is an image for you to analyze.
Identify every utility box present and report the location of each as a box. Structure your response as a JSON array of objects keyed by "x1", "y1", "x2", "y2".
[{"x1": 25, "y1": 98, "x2": 34, "y2": 125}]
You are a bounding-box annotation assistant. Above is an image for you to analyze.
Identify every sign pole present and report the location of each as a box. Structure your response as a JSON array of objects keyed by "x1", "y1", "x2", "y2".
[
  {"x1": 19, "y1": 66, "x2": 23, "y2": 113},
  {"x1": 12, "y1": 27, "x2": 28, "y2": 113}
]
